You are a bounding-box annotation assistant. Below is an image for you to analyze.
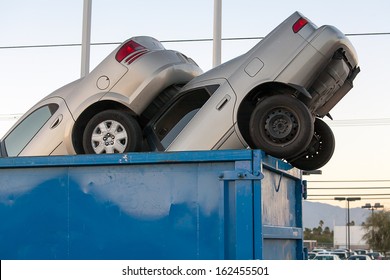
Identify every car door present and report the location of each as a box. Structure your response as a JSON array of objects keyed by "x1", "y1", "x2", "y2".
[
  {"x1": 2, "y1": 97, "x2": 73, "y2": 157},
  {"x1": 145, "y1": 86, "x2": 212, "y2": 151},
  {"x1": 166, "y1": 80, "x2": 241, "y2": 151}
]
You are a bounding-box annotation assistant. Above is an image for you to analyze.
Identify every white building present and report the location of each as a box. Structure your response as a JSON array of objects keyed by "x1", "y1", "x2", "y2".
[{"x1": 334, "y1": 226, "x2": 369, "y2": 249}]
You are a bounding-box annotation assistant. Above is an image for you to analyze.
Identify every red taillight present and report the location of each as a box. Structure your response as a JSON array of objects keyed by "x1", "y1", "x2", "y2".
[
  {"x1": 115, "y1": 40, "x2": 147, "y2": 62},
  {"x1": 293, "y1": 17, "x2": 308, "y2": 33}
]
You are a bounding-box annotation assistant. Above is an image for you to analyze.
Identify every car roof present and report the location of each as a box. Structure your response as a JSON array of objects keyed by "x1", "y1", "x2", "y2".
[{"x1": 311, "y1": 248, "x2": 327, "y2": 252}]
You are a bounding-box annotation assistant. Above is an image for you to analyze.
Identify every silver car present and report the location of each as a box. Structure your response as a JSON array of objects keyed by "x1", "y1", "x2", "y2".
[
  {"x1": 145, "y1": 11, "x2": 360, "y2": 171},
  {"x1": 0, "y1": 36, "x2": 202, "y2": 157}
]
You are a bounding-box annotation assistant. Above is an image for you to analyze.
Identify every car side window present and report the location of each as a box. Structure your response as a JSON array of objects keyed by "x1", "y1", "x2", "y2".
[
  {"x1": 4, "y1": 104, "x2": 59, "y2": 156},
  {"x1": 153, "y1": 88, "x2": 210, "y2": 149}
]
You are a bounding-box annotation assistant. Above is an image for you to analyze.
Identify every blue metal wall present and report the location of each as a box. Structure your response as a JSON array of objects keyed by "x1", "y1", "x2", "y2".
[{"x1": 0, "y1": 150, "x2": 304, "y2": 260}]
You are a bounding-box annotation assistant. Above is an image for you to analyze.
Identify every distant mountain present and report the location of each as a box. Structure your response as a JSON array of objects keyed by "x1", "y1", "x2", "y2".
[{"x1": 302, "y1": 201, "x2": 370, "y2": 230}]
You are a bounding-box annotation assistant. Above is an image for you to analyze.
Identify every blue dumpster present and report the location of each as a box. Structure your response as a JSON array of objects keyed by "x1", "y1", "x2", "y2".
[{"x1": 0, "y1": 150, "x2": 304, "y2": 260}]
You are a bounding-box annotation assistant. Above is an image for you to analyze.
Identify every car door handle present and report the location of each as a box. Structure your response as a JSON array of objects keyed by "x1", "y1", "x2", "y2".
[
  {"x1": 216, "y1": 94, "x2": 231, "y2": 111},
  {"x1": 50, "y1": 114, "x2": 63, "y2": 129}
]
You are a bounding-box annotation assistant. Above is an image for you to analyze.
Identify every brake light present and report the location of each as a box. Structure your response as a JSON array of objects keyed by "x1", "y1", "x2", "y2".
[
  {"x1": 115, "y1": 40, "x2": 147, "y2": 62},
  {"x1": 293, "y1": 17, "x2": 308, "y2": 33}
]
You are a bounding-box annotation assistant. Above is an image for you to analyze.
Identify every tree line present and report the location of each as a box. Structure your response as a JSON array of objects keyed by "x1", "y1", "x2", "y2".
[
  {"x1": 304, "y1": 220, "x2": 333, "y2": 247},
  {"x1": 362, "y1": 210, "x2": 390, "y2": 254}
]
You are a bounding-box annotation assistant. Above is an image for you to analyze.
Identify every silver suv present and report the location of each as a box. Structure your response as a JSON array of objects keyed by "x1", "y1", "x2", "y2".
[{"x1": 145, "y1": 11, "x2": 360, "y2": 171}]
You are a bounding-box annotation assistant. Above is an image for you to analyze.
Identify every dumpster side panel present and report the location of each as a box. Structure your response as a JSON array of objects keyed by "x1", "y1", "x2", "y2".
[
  {"x1": 0, "y1": 162, "x2": 233, "y2": 260},
  {"x1": 260, "y1": 156, "x2": 304, "y2": 260},
  {"x1": 0, "y1": 168, "x2": 69, "y2": 259},
  {"x1": 261, "y1": 167, "x2": 298, "y2": 227}
]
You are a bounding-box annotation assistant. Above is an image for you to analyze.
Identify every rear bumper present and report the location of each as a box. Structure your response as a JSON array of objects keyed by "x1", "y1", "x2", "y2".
[{"x1": 303, "y1": 26, "x2": 360, "y2": 116}]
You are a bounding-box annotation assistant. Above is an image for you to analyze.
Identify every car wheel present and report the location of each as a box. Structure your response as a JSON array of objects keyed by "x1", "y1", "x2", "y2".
[
  {"x1": 289, "y1": 118, "x2": 335, "y2": 171},
  {"x1": 83, "y1": 110, "x2": 142, "y2": 154},
  {"x1": 249, "y1": 94, "x2": 314, "y2": 159}
]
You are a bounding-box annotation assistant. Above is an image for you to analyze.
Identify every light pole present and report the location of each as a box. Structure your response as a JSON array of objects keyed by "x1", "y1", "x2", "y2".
[
  {"x1": 334, "y1": 197, "x2": 361, "y2": 251},
  {"x1": 213, "y1": 0, "x2": 222, "y2": 67},
  {"x1": 362, "y1": 202, "x2": 384, "y2": 214},
  {"x1": 81, "y1": 0, "x2": 92, "y2": 78}
]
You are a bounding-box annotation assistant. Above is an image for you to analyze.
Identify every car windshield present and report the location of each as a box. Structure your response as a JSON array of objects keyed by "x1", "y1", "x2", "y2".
[{"x1": 3, "y1": 104, "x2": 58, "y2": 156}]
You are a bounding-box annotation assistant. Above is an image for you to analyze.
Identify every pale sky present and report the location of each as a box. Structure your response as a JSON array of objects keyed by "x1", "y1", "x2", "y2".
[{"x1": 1, "y1": 0, "x2": 390, "y2": 209}]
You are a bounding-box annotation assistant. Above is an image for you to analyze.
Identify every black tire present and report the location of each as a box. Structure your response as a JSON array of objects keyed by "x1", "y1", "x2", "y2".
[
  {"x1": 289, "y1": 118, "x2": 335, "y2": 171},
  {"x1": 249, "y1": 94, "x2": 314, "y2": 159},
  {"x1": 83, "y1": 110, "x2": 142, "y2": 154}
]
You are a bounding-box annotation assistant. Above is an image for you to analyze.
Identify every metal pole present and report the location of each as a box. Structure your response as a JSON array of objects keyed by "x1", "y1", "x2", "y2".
[
  {"x1": 212, "y1": 0, "x2": 222, "y2": 67},
  {"x1": 347, "y1": 200, "x2": 350, "y2": 250},
  {"x1": 345, "y1": 202, "x2": 347, "y2": 248},
  {"x1": 371, "y1": 207, "x2": 374, "y2": 246},
  {"x1": 81, "y1": 0, "x2": 92, "y2": 77},
  {"x1": 345, "y1": 201, "x2": 348, "y2": 248},
  {"x1": 346, "y1": 197, "x2": 361, "y2": 251}
]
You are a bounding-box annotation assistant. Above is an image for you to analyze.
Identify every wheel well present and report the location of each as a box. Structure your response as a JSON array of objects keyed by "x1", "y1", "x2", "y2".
[
  {"x1": 236, "y1": 82, "x2": 298, "y2": 148},
  {"x1": 72, "y1": 101, "x2": 135, "y2": 154}
]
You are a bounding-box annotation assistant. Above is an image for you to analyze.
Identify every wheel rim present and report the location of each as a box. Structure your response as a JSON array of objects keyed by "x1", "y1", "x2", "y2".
[
  {"x1": 264, "y1": 108, "x2": 298, "y2": 145},
  {"x1": 90, "y1": 120, "x2": 128, "y2": 154},
  {"x1": 303, "y1": 133, "x2": 322, "y2": 159},
  {"x1": 288, "y1": 118, "x2": 335, "y2": 171}
]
